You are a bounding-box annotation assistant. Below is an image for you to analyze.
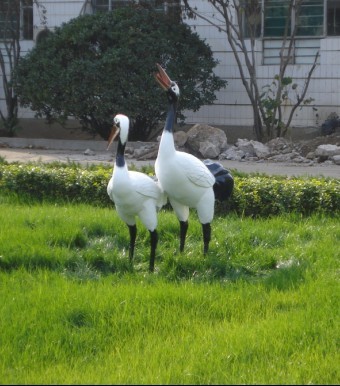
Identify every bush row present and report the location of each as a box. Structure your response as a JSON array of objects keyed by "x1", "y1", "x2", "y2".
[{"x1": 0, "y1": 162, "x2": 339, "y2": 217}]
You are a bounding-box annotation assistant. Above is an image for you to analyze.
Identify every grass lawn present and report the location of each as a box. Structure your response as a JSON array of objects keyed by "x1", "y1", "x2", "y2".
[{"x1": 0, "y1": 196, "x2": 339, "y2": 384}]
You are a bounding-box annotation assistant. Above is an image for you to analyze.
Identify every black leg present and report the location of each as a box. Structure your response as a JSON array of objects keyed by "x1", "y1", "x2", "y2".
[
  {"x1": 149, "y1": 230, "x2": 158, "y2": 273},
  {"x1": 179, "y1": 220, "x2": 188, "y2": 252},
  {"x1": 202, "y1": 223, "x2": 211, "y2": 255},
  {"x1": 128, "y1": 224, "x2": 137, "y2": 264}
]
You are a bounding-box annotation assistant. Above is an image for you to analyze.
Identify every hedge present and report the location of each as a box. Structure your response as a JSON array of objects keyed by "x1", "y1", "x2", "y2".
[{"x1": 0, "y1": 162, "x2": 339, "y2": 217}]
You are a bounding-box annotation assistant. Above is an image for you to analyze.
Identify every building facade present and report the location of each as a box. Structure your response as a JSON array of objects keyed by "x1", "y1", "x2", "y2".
[
  {"x1": 183, "y1": 0, "x2": 340, "y2": 133},
  {"x1": 1, "y1": 0, "x2": 340, "y2": 133}
]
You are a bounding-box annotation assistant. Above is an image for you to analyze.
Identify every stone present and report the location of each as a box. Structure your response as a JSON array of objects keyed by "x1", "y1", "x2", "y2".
[
  {"x1": 199, "y1": 141, "x2": 220, "y2": 158},
  {"x1": 84, "y1": 148, "x2": 95, "y2": 156},
  {"x1": 250, "y1": 140, "x2": 271, "y2": 158},
  {"x1": 133, "y1": 144, "x2": 158, "y2": 160},
  {"x1": 332, "y1": 155, "x2": 340, "y2": 165},
  {"x1": 219, "y1": 146, "x2": 245, "y2": 161},
  {"x1": 266, "y1": 137, "x2": 292, "y2": 153},
  {"x1": 315, "y1": 144, "x2": 340, "y2": 157},
  {"x1": 235, "y1": 138, "x2": 256, "y2": 157},
  {"x1": 186, "y1": 124, "x2": 228, "y2": 156},
  {"x1": 173, "y1": 131, "x2": 188, "y2": 147}
]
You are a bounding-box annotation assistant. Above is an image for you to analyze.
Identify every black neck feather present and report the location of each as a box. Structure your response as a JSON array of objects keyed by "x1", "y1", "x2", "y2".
[
  {"x1": 164, "y1": 101, "x2": 177, "y2": 133},
  {"x1": 116, "y1": 139, "x2": 126, "y2": 167}
]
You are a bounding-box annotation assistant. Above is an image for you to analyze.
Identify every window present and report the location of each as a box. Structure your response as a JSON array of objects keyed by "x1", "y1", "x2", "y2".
[
  {"x1": 262, "y1": 1, "x2": 325, "y2": 65},
  {"x1": 91, "y1": 0, "x2": 181, "y2": 21},
  {"x1": 21, "y1": 0, "x2": 33, "y2": 40},
  {"x1": 327, "y1": 0, "x2": 340, "y2": 35},
  {"x1": 241, "y1": 0, "x2": 262, "y2": 38},
  {"x1": 0, "y1": 0, "x2": 17, "y2": 40},
  {"x1": 0, "y1": 0, "x2": 33, "y2": 40},
  {"x1": 91, "y1": 0, "x2": 129, "y2": 12},
  {"x1": 264, "y1": 0, "x2": 324, "y2": 38},
  {"x1": 264, "y1": 0, "x2": 291, "y2": 37},
  {"x1": 296, "y1": 0, "x2": 324, "y2": 36}
]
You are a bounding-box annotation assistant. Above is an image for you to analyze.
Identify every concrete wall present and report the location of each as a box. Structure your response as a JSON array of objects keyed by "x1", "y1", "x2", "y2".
[
  {"x1": 1, "y1": 0, "x2": 339, "y2": 138},
  {"x1": 183, "y1": 0, "x2": 340, "y2": 131},
  {"x1": 8, "y1": 118, "x2": 320, "y2": 145}
]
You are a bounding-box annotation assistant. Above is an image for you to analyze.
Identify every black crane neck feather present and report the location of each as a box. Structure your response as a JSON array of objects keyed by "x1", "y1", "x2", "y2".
[
  {"x1": 164, "y1": 100, "x2": 177, "y2": 133},
  {"x1": 115, "y1": 139, "x2": 126, "y2": 167}
]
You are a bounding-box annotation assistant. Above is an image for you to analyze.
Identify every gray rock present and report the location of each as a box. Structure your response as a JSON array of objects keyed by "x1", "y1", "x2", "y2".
[
  {"x1": 186, "y1": 124, "x2": 228, "y2": 156},
  {"x1": 84, "y1": 148, "x2": 95, "y2": 156},
  {"x1": 235, "y1": 138, "x2": 256, "y2": 157},
  {"x1": 266, "y1": 137, "x2": 293, "y2": 153},
  {"x1": 219, "y1": 147, "x2": 245, "y2": 161},
  {"x1": 173, "y1": 131, "x2": 188, "y2": 147},
  {"x1": 315, "y1": 144, "x2": 340, "y2": 157},
  {"x1": 332, "y1": 154, "x2": 340, "y2": 165},
  {"x1": 250, "y1": 140, "x2": 271, "y2": 158},
  {"x1": 199, "y1": 141, "x2": 220, "y2": 158}
]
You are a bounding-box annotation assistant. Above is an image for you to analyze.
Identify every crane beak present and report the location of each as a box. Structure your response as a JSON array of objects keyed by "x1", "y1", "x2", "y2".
[
  {"x1": 107, "y1": 125, "x2": 120, "y2": 151},
  {"x1": 154, "y1": 63, "x2": 171, "y2": 90}
]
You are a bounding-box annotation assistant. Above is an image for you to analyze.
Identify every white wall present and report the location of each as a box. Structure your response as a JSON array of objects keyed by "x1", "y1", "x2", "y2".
[
  {"x1": 183, "y1": 0, "x2": 340, "y2": 130},
  {"x1": 15, "y1": 1, "x2": 87, "y2": 119},
  {"x1": 3, "y1": 0, "x2": 340, "y2": 130}
]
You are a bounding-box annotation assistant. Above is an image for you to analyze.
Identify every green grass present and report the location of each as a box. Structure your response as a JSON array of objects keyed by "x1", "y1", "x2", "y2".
[{"x1": 0, "y1": 194, "x2": 339, "y2": 384}]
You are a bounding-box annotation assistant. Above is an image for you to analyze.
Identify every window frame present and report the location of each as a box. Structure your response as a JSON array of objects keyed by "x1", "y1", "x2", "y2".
[
  {"x1": 0, "y1": 0, "x2": 33, "y2": 41},
  {"x1": 263, "y1": 0, "x2": 325, "y2": 39},
  {"x1": 21, "y1": 0, "x2": 33, "y2": 40},
  {"x1": 327, "y1": 0, "x2": 340, "y2": 36},
  {"x1": 243, "y1": 1, "x2": 340, "y2": 39},
  {"x1": 91, "y1": 0, "x2": 181, "y2": 21}
]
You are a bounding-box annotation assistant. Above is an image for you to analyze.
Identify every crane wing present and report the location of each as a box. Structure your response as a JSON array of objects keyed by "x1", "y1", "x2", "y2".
[
  {"x1": 130, "y1": 171, "x2": 163, "y2": 200},
  {"x1": 179, "y1": 153, "x2": 215, "y2": 188}
]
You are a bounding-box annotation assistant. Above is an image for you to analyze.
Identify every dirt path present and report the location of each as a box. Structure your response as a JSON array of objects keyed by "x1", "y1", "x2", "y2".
[{"x1": 1, "y1": 147, "x2": 339, "y2": 179}]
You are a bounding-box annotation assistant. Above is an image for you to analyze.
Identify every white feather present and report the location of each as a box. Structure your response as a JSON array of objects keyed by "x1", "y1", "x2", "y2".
[
  {"x1": 155, "y1": 131, "x2": 215, "y2": 224},
  {"x1": 107, "y1": 168, "x2": 165, "y2": 230},
  {"x1": 107, "y1": 114, "x2": 165, "y2": 231}
]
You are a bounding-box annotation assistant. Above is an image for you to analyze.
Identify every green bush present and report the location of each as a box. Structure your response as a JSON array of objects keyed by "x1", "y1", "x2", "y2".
[
  {"x1": 227, "y1": 177, "x2": 340, "y2": 216},
  {"x1": 0, "y1": 163, "x2": 112, "y2": 206},
  {"x1": 14, "y1": 5, "x2": 226, "y2": 140},
  {"x1": 0, "y1": 162, "x2": 339, "y2": 216}
]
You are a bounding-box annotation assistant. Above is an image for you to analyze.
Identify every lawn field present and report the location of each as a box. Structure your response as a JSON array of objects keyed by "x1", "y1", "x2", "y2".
[{"x1": 0, "y1": 196, "x2": 339, "y2": 384}]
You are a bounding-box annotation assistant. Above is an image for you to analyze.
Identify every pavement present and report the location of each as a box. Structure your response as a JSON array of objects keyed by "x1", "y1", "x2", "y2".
[{"x1": 0, "y1": 137, "x2": 339, "y2": 179}]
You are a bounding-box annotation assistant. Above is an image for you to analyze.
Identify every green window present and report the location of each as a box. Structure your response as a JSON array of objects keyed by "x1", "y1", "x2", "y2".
[
  {"x1": 91, "y1": 0, "x2": 181, "y2": 20},
  {"x1": 327, "y1": 0, "x2": 340, "y2": 35},
  {"x1": 264, "y1": 0, "x2": 324, "y2": 37},
  {"x1": 0, "y1": 0, "x2": 33, "y2": 40},
  {"x1": 21, "y1": 0, "x2": 33, "y2": 40},
  {"x1": 264, "y1": 0, "x2": 291, "y2": 37},
  {"x1": 296, "y1": 0, "x2": 324, "y2": 36}
]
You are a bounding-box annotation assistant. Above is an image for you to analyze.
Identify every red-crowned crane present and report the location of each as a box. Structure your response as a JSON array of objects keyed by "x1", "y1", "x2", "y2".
[
  {"x1": 154, "y1": 64, "x2": 234, "y2": 255},
  {"x1": 154, "y1": 64, "x2": 216, "y2": 254},
  {"x1": 107, "y1": 114, "x2": 165, "y2": 272}
]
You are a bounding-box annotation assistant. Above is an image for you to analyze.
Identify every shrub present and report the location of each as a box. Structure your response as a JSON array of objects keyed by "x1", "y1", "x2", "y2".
[
  {"x1": 0, "y1": 162, "x2": 339, "y2": 217},
  {"x1": 14, "y1": 4, "x2": 226, "y2": 140}
]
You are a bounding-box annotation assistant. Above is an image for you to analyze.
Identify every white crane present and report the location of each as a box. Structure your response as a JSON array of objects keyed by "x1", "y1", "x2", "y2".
[
  {"x1": 154, "y1": 64, "x2": 216, "y2": 255},
  {"x1": 107, "y1": 114, "x2": 165, "y2": 272}
]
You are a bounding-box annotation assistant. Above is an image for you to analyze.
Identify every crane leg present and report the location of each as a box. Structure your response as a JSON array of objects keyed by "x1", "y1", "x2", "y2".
[
  {"x1": 128, "y1": 224, "x2": 137, "y2": 264},
  {"x1": 179, "y1": 220, "x2": 188, "y2": 252},
  {"x1": 202, "y1": 223, "x2": 211, "y2": 255},
  {"x1": 149, "y1": 230, "x2": 158, "y2": 273}
]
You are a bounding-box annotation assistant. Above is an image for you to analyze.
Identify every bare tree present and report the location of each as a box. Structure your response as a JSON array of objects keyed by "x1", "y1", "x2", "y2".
[
  {"x1": 182, "y1": 0, "x2": 319, "y2": 142},
  {"x1": 0, "y1": 0, "x2": 46, "y2": 136}
]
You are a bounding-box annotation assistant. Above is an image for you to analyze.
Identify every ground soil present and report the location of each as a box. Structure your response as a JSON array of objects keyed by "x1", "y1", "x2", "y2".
[
  {"x1": 0, "y1": 126, "x2": 339, "y2": 179},
  {"x1": 296, "y1": 132, "x2": 340, "y2": 157}
]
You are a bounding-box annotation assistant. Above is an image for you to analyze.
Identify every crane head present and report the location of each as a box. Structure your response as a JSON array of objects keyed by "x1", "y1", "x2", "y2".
[
  {"x1": 154, "y1": 63, "x2": 180, "y2": 100},
  {"x1": 107, "y1": 114, "x2": 129, "y2": 150}
]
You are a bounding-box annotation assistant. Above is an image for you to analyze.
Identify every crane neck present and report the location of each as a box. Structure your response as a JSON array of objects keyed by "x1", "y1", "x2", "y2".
[
  {"x1": 164, "y1": 100, "x2": 177, "y2": 133},
  {"x1": 115, "y1": 139, "x2": 126, "y2": 167},
  {"x1": 158, "y1": 99, "x2": 177, "y2": 157}
]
